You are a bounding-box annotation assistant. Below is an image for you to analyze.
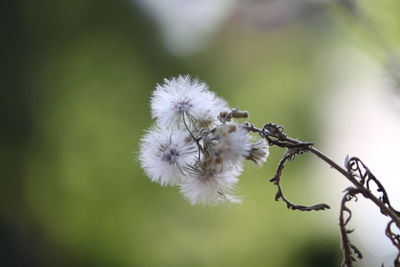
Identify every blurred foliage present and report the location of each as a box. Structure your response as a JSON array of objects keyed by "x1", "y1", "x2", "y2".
[{"x1": 1, "y1": 0, "x2": 400, "y2": 266}]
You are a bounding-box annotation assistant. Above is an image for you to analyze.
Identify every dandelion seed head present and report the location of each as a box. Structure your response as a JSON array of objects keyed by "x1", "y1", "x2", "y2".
[
  {"x1": 139, "y1": 126, "x2": 197, "y2": 186},
  {"x1": 180, "y1": 164, "x2": 242, "y2": 205},
  {"x1": 150, "y1": 75, "x2": 228, "y2": 129}
]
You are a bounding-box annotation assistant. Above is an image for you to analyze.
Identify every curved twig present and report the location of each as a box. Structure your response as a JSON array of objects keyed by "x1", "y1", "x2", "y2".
[
  {"x1": 244, "y1": 121, "x2": 400, "y2": 266},
  {"x1": 269, "y1": 149, "x2": 330, "y2": 211},
  {"x1": 339, "y1": 188, "x2": 363, "y2": 267}
]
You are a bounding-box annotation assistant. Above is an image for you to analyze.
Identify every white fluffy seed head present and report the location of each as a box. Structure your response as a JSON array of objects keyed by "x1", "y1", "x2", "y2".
[
  {"x1": 150, "y1": 75, "x2": 228, "y2": 129},
  {"x1": 139, "y1": 126, "x2": 197, "y2": 186},
  {"x1": 180, "y1": 161, "x2": 242, "y2": 205},
  {"x1": 209, "y1": 123, "x2": 251, "y2": 165}
]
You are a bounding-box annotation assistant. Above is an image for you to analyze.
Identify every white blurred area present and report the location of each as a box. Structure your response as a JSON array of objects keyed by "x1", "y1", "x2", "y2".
[
  {"x1": 132, "y1": 0, "x2": 328, "y2": 56},
  {"x1": 315, "y1": 47, "x2": 400, "y2": 265},
  {"x1": 133, "y1": 0, "x2": 237, "y2": 56}
]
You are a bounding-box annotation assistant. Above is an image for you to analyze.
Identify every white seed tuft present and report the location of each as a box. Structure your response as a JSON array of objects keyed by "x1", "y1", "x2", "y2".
[
  {"x1": 208, "y1": 123, "x2": 251, "y2": 166},
  {"x1": 180, "y1": 161, "x2": 242, "y2": 205},
  {"x1": 139, "y1": 126, "x2": 197, "y2": 186},
  {"x1": 150, "y1": 75, "x2": 228, "y2": 129}
]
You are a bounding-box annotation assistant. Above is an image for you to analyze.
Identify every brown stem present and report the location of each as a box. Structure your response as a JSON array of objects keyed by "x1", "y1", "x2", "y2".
[
  {"x1": 244, "y1": 121, "x2": 400, "y2": 266},
  {"x1": 306, "y1": 147, "x2": 400, "y2": 229}
]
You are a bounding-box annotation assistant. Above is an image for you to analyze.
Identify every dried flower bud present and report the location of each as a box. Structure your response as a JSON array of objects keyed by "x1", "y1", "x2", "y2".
[
  {"x1": 209, "y1": 123, "x2": 251, "y2": 166},
  {"x1": 246, "y1": 140, "x2": 269, "y2": 165}
]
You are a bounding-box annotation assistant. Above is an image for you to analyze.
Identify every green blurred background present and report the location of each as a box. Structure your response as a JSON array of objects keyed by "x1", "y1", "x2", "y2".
[{"x1": 2, "y1": 0, "x2": 400, "y2": 266}]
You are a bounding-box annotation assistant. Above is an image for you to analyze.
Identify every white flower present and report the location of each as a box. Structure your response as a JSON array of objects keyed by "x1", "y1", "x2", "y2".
[
  {"x1": 208, "y1": 123, "x2": 251, "y2": 165},
  {"x1": 246, "y1": 139, "x2": 269, "y2": 165},
  {"x1": 139, "y1": 126, "x2": 197, "y2": 186},
  {"x1": 150, "y1": 75, "x2": 228, "y2": 129},
  {"x1": 179, "y1": 160, "x2": 242, "y2": 205}
]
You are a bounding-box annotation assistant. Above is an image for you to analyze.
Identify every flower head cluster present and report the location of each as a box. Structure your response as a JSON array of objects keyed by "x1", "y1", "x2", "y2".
[{"x1": 139, "y1": 75, "x2": 269, "y2": 205}]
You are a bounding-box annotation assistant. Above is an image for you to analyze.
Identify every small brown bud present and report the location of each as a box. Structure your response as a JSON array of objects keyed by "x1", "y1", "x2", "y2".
[
  {"x1": 231, "y1": 110, "x2": 249, "y2": 119},
  {"x1": 219, "y1": 111, "x2": 228, "y2": 118}
]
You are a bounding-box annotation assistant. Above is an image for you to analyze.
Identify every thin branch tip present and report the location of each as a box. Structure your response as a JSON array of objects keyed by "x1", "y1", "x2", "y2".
[{"x1": 256, "y1": 121, "x2": 400, "y2": 266}]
